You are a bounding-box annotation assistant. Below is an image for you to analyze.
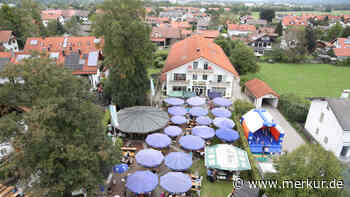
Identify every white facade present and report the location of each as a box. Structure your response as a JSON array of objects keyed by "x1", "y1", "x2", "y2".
[
  {"x1": 305, "y1": 100, "x2": 350, "y2": 157},
  {"x1": 227, "y1": 30, "x2": 251, "y2": 37},
  {"x1": 164, "y1": 57, "x2": 240, "y2": 98}
]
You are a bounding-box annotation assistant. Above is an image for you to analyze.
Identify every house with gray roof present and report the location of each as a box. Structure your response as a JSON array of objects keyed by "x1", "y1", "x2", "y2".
[{"x1": 305, "y1": 97, "x2": 350, "y2": 158}]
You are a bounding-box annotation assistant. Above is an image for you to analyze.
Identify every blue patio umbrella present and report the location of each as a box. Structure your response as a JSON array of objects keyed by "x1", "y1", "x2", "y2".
[
  {"x1": 164, "y1": 98, "x2": 184, "y2": 106},
  {"x1": 189, "y1": 107, "x2": 208, "y2": 117},
  {"x1": 164, "y1": 152, "x2": 192, "y2": 171},
  {"x1": 213, "y1": 117, "x2": 235, "y2": 129},
  {"x1": 164, "y1": 126, "x2": 182, "y2": 137},
  {"x1": 126, "y1": 170, "x2": 158, "y2": 194},
  {"x1": 186, "y1": 96, "x2": 206, "y2": 106},
  {"x1": 216, "y1": 128, "x2": 240, "y2": 142},
  {"x1": 196, "y1": 116, "x2": 212, "y2": 126},
  {"x1": 211, "y1": 108, "x2": 232, "y2": 118},
  {"x1": 192, "y1": 126, "x2": 215, "y2": 139},
  {"x1": 146, "y1": 133, "x2": 171, "y2": 148},
  {"x1": 179, "y1": 135, "x2": 205, "y2": 150},
  {"x1": 213, "y1": 97, "x2": 232, "y2": 107},
  {"x1": 171, "y1": 115, "x2": 187, "y2": 125},
  {"x1": 160, "y1": 172, "x2": 192, "y2": 194},
  {"x1": 168, "y1": 106, "x2": 187, "y2": 116},
  {"x1": 135, "y1": 149, "x2": 164, "y2": 168},
  {"x1": 113, "y1": 163, "x2": 128, "y2": 174}
]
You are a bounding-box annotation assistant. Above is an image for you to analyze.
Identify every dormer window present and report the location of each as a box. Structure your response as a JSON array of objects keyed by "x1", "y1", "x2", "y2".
[
  {"x1": 193, "y1": 61, "x2": 198, "y2": 69},
  {"x1": 204, "y1": 62, "x2": 208, "y2": 70}
]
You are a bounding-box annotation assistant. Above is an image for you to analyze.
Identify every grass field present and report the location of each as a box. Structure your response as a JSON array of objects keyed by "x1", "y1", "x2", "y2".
[
  {"x1": 248, "y1": 63, "x2": 350, "y2": 98},
  {"x1": 190, "y1": 159, "x2": 233, "y2": 197}
]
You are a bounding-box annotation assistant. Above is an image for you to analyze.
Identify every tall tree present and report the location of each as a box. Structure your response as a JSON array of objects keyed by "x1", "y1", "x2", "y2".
[
  {"x1": 305, "y1": 25, "x2": 317, "y2": 53},
  {"x1": 259, "y1": 8, "x2": 275, "y2": 23},
  {"x1": 326, "y1": 22, "x2": 343, "y2": 41},
  {"x1": 275, "y1": 22, "x2": 283, "y2": 37},
  {"x1": 265, "y1": 144, "x2": 344, "y2": 197},
  {"x1": 93, "y1": 0, "x2": 155, "y2": 108},
  {"x1": 0, "y1": 55, "x2": 119, "y2": 196},
  {"x1": 64, "y1": 16, "x2": 80, "y2": 36}
]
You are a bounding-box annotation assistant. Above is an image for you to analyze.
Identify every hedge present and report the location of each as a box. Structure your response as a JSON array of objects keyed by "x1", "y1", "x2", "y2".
[
  {"x1": 277, "y1": 94, "x2": 310, "y2": 123},
  {"x1": 234, "y1": 99, "x2": 255, "y2": 117},
  {"x1": 233, "y1": 116, "x2": 262, "y2": 181}
]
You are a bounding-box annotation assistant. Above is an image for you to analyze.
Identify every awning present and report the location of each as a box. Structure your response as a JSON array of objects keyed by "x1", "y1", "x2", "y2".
[
  {"x1": 109, "y1": 105, "x2": 118, "y2": 128},
  {"x1": 205, "y1": 144, "x2": 251, "y2": 171}
]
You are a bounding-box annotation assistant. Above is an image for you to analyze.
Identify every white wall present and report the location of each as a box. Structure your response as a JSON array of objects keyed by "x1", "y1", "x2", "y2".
[
  {"x1": 228, "y1": 30, "x2": 250, "y2": 37},
  {"x1": 165, "y1": 57, "x2": 240, "y2": 98},
  {"x1": 2, "y1": 37, "x2": 19, "y2": 52},
  {"x1": 305, "y1": 100, "x2": 345, "y2": 157}
]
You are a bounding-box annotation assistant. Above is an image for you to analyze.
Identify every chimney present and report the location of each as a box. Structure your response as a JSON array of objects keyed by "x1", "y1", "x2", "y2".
[
  {"x1": 78, "y1": 49, "x2": 81, "y2": 55},
  {"x1": 62, "y1": 50, "x2": 65, "y2": 56},
  {"x1": 48, "y1": 47, "x2": 50, "y2": 51},
  {"x1": 196, "y1": 48, "x2": 200, "y2": 52}
]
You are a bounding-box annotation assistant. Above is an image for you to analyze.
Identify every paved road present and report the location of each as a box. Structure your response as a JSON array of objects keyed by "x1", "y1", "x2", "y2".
[{"x1": 264, "y1": 106, "x2": 305, "y2": 153}]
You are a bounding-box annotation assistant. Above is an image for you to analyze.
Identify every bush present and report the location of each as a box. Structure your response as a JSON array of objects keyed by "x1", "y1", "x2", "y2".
[
  {"x1": 277, "y1": 93, "x2": 310, "y2": 123},
  {"x1": 266, "y1": 48, "x2": 307, "y2": 63},
  {"x1": 336, "y1": 58, "x2": 350, "y2": 67},
  {"x1": 102, "y1": 109, "x2": 111, "y2": 130},
  {"x1": 234, "y1": 100, "x2": 255, "y2": 116},
  {"x1": 152, "y1": 49, "x2": 168, "y2": 69}
]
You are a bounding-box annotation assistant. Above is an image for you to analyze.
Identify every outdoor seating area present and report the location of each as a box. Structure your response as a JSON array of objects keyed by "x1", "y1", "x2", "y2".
[{"x1": 105, "y1": 96, "x2": 251, "y2": 197}]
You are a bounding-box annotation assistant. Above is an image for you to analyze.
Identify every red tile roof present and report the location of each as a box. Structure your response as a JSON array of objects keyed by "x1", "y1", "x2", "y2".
[
  {"x1": 0, "y1": 52, "x2": 12, "y2": 58},
  {"x1": 170, "y1": 21, "x2": 191, "y2": 29},
  {"x1": 162, "y1": 35, "x2": 239, "y2": 77},
  {"x1": 0, "y1": 31, "x2": 12, "y2": 43},
  {"x1": 282, "y1": 16, "x2": 308, "y2": 27},
  {"x1": 245, "y1": 78, "x2": 279, "y2": 98},
  {"x1": 227, "y1": 24, "x2": 256, "y2": 32},
  {"x1": 195, "y1": 30, "x2": 220, "y2": 39},
  {"x1": 41, "y1": 10, "x2": 63, "y2": 20},
  {"x1": 23, "y1": 36, "x2": 103, "y2": 75},
  {"x1": 331, "y1": 38, "x2": 350, "y2": 57},
  {"x1": 334, "y1": 48, "x2": 350, "y2": 57},
  {"x1": 151, "y1": 26, "x2": 181, "y2": 39}
]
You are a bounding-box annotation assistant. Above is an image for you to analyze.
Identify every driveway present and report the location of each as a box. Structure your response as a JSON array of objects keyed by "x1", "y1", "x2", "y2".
[{"x1": 264, "y1": 106, "x2": 305, "y2": 153}]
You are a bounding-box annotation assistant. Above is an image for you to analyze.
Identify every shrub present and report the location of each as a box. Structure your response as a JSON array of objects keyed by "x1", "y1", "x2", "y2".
[
  {"x1": 336, "y1": 58, "x2": 350, "y2": 67},
  {"x1": 278, "y1": 94, "x2": 310, "y2": 123},
  {"x1": 234, "y1": 100, "x2": 255, "y2": 116},
  {"x1": 102, "y1": 108, "x2": 111, "y2": 130}
]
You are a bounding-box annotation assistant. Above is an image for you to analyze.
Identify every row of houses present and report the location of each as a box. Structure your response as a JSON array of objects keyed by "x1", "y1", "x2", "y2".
[
  {"x1": 0, "y1": 35, "x2": 104, "y2": 89},
  {"x1": 41, "y1": 9, "x2": 90, "y2": 27}
]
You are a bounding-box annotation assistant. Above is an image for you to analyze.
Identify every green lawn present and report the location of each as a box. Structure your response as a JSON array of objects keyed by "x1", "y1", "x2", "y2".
[
  {"x1": 249, "y1": 63, "x2": 350, "y2": 98},
  {"x1": 190, "y1": 159, "x2": 233, "y2": 197}
]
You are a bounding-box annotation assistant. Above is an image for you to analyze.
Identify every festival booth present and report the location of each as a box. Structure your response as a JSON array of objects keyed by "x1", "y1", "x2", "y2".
[{"x1": 241, "y1": 109, "x2": 284, "y2": 154}]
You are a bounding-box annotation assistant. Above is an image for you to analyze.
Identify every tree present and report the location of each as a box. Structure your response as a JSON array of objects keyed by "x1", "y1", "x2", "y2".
[
  {"x1": 64, "y1": 16, "x2": 80, "y2": 36},
  {"x1": 341, "y1": 26, "x2": 350, "y2": 38},
  {"x1": 305, "y1": 25, "x2": 317, "y2": 53},
  {"x1": 326, "y1": 22, "x2": 343, "y2": 41},
  {"x1": 46, "y1": 20, "x2": 66, "y2": 36},
  {"x1": 93, "y1": 0, "x2": 155, "y2": 108},
  {"x1": 265, "y1": 144, "x2": 344, "y2": 197},
  {"x1": 214, "y1": 37, "x2": 259, "y2": 75},
  {"x1": 0, "y1": 55, "x2": 119, "y2": 196},
  {"x1": 259, "y1": 8, "x2": 275, "y2": 23},
  {"x1": 275, "y1": 22, "x2": 283, "y2": 37}
]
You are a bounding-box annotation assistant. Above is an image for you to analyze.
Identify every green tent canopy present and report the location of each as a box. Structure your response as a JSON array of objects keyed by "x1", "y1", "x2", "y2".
[
  {"x1": 167, "y1": 91, "x2": 196, "y2": 98},
  {"x1": 205, "y1": 144, "x2": 251, "y2": 171}
]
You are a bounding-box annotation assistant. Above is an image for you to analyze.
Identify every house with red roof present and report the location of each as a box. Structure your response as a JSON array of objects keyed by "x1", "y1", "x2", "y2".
[
  {"x1": 244, "y1": 78, "x2": 279, "y2": 108},
  {"x1": 0, "y1": 31, "x2": 19, "y2": 52},
  {"x1": 329, "y1": 37, "x2": 350, "y2": 59},
  {"x1": 193, "y1": 30, "x2": 220, "y2": 40},
  {"x1": 227, "y1": 24, "x2": 256, "y2": 37},
  {"x1": 161, "y1": 35, "x2": 240, "y2": 98},
  {"x1": 23, "y1": 36, "x2": 103, "y2": 89},
  {"x1": 282, "y1": 16, "x2": 308, "y2": 28},
  {"x1": 41, "y1": 9, "x2": 89, "y2": 27},
  {"x1": 151, "y1": 26, "x2": 181, "y2": 48}
]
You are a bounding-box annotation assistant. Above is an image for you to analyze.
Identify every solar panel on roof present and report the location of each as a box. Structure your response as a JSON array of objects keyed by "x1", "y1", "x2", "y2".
[
  {"x1": 87, "y1": 51, "x2": 99, "y2": 66},
  {"x1": 64, "y1": 52, "x2": 83, "y2": 71}
]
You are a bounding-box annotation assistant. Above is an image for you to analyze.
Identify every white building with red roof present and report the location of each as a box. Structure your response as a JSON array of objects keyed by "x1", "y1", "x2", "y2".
[
  {"x1": 23, "y1": 36, "x2": 103, "y2": 89},
  {"x1": 0, "y1": 31, "x2": 19, "y2": 52},
  {"x1": 244, "y1": 78, "x2": 279, "y2": 108},
  {"x1": 41, "y1": 9, "x2": 89, "y2": 27},
  {"x1": 161, "y1": 35, "x2": 240, "y2": 98},
  {"x1": 227, "y1": 24, "x2": 256, "y2": 37},
  {"x1": 329, "y1": 37, "x2": 350, "y2": 59}
]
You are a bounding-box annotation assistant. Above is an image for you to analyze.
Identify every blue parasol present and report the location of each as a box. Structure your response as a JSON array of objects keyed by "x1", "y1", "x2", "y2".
[
  {"x1": 189, "y1": 107, "x2": 208, "y2": 117},
  {"x1": 160, "y1": 172, "x2": 192, "y2": 194},
  {"x1": 135, "y1": 149, "x2": 164, "y2": 168},
  {"x1": 146, "y1": 133, "x2": 171, "y2": 148},
  {"x1": 164, "y1": 152, "x2": 192, "y2": 171},
  {"x1": 212, "y1": 97, "x2": 232, "y2": 107},
  {"x1": 171, "y1": 115, "x2": 187, "y2": 125},
  {"x1": 126, "y1": 170, "x2": 158, "y2": 194},
  {"x1": 192, "y1": 126, "x2": 215, "y2": 139},
  {"x1": 196, "y1": 116, "x2": 212, "y2": 126},
  {"x1": 213, "y1": 117, "x2": 235, "y2": 129},
  {"x1": 211, "y1": 107, "x2": 232, "y2": 118},
  {"x1": 164, "y1": 126, "x2": 182, "y2": 137},
  {"x1": 164, "y1": 98, "x2": 184, "y2": 106},
  {"x1": 179, "y1": 135, "x2": 205, "y2": 150},
  {"x1": 168, "y1": 106, "x2": 187, "y2": 116},
  {"x1": 186, "y1": 96, "x2": 206, "y2": 106},
  {"x1": 215, "y1": 128, "x2": 240, "y2": 142},
  {"x1": 113, "y1": 163, "x2": 128, "y2": 174}
]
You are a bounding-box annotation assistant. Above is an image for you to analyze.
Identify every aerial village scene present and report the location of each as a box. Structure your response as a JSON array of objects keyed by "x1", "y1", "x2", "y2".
[{"x1": 0, "y1": 0, "x2": 350, "y2": 197}]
